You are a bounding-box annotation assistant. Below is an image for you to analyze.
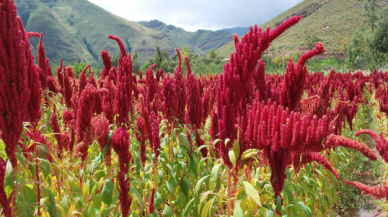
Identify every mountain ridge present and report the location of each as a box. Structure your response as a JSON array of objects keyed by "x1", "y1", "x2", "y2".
[{"x1": 15, "y1": 0, "x2": 233, "y2": 67}]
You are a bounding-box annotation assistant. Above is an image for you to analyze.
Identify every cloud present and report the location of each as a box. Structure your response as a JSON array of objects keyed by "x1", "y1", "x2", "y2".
[{"x1": 89, "y1": 0, "x2": 303, "y2": 32}]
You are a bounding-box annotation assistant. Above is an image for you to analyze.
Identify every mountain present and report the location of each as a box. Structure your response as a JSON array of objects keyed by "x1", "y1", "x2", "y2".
[
  {"x1": 220, "y1": 27, "x2": 250, "y2": 37},
  {"x1": 216, "y1": 0, "x2": 388, "y2": 59},
  {"x1": 14, "y1": 0, "x2": 231, "y2": 67},
  {"x1": 137, "y1": 20, "x2": 232, "y2": 54}
]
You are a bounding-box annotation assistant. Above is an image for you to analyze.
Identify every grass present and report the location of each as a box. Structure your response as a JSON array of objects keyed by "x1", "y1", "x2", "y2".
[{"x1": 216, "y1": 0, "x2": 372, "y2": 59}]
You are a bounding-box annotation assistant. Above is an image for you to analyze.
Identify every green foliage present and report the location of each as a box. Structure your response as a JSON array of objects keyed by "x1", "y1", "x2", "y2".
[
  {"x1": 161, "y1": 51, "x2": 169, "y2": 61},
  {"x1": 372, "y1": 6, "x2": 388, "y2": 54},
  {"x1": 291, "y1": 51, "x2": 301, "y2": 63},
  {"x1": 272, "y1": 55, "x2": 283, "y2": 69},
  {"x1": 133, "y1": 54, "x2": 140, "y2": 75},
  {"x1": 361, "y1": 0, "x2": 380, "y2": 33},
  {"x1": 125, "y1": 38, "x2": 132, "y2": 54},
  {"x1": 305, "y1": 34, "x2": 322, "y2": 50},
  {"x1": 141, "y1": 57, "x2": 155, "y2": 72},
  {"x1": 347, "y1": 24, "x2": 387, "y2": 70},
  {"x1": 208, "y1": 48, "x2": 216, "y2": 59},
  {"x1": 72, "y1": 61, "x2": 94, "y2": 78},
  {"x1": 160, "y1": 59, "x2": 169, "y2": 73},
  {"x1": 182, "y1": 46, "x2": 190, "y2": 58}
]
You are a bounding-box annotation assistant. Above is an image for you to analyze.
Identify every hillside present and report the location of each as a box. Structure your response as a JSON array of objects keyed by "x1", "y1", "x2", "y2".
[
  {"x1": 15, "y1": 0, "x2": 232, "y2": 67},
  {"x1": 216, "y1": 0, "x2": 387, "y2": 59},
  {"x1": 137, "y1": 20, "x2": 232, "y2": 54},
  {"x1": 221, "y1": 27, "x2": 250, "y2": 37}
]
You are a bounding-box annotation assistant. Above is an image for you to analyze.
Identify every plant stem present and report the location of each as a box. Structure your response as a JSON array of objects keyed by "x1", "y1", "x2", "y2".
[
  {"x1": 227, "y1": 167, "x2": 232, "y2": 217},
  {"x1": 34, "y1": 143, "x2": 41, "y2": 216}
]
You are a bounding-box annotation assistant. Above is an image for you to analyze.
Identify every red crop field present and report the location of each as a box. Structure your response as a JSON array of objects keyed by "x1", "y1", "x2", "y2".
[{"x1": 1, "y1": 0, "x2": 388, "y2": 216}]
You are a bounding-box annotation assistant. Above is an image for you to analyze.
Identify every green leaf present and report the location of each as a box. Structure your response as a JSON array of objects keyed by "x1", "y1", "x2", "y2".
[
  {"x1": 276, "y1": 195, "x2": 282, "y2": 214},
  {"x1": 167, "y1": 179, "x2": 177, "y2": 195},
  {"x1": 102, "y1": 178, "x2": 113, "y2": 206},
  {"x1": 233, "y1": 204, "x2": 244, "y2": 217},
  {"x1": 241, "y1": 149, "x2": 260, "y2": 161},
  {"x1": 129, "y1": 187, "x2": 145, "y2": 210},
  {"x1": 242, "y1": 181, "x2": 262, "y2": 207},
  {"x1": 36, "y1": 145, "x2": 48, "y2": 159},
  {"x1": 195, "y1": 175, "x2": 210, "y2": 197},
  {"x1": 294, "y1": 200, "x2": 313, "y2": 217},
  {"x1": 210, "y1": 163, "x2": 222, "y2": 189},
  {"x1": 101, "y1": 207, "x2": 113, "y2": 217},
  {"x1": 163, "y1": 204, "x2": 173, "y2": 216},
  {"x1": 183, "y1": 198, "x2": 195, "y2": 217},
  {"x1": 44, "y1": 186, "x2": 58, "y2": 217},
  {"x1": 91, "y1": 193, "x2": 102, "y2": 209},
  {"x1": 266, "y1": 210, "x2": 274, "y2": 217},
  {"x1": 201, "y1": 198, "x2": 213, "y2": 217},
  {"x1": 229, "y1": 150, "x2": 236, "y2": 167},
  {"x1": 179, "y1": 133, "x2": 191, "y2": 152},
  {"x1": 233, "y1": 140, "x2": 240, "y2": 158},
  {"x1": 4, "y1": 160, "x2": 13, "y2": 199}
]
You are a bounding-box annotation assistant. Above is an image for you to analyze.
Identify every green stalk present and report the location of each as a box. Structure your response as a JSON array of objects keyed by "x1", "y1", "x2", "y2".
[{"x1": 227, "y1": 167, "x2": 232, "y2": 217}]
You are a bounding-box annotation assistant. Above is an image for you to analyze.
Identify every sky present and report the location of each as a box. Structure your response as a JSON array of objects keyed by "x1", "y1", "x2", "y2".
[{"x1": 89, "y1": 0, "x2": 304, "y2": 32}]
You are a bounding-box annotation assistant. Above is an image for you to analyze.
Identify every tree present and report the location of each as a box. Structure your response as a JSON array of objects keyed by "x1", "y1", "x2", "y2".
[
  {"x1": 111, "y1": 53, "x2": 119, "y2": 67},
  {"x1": 209, "y1": 48, "x2": 216, "y2": 59},
  {"x1": 161, "y1": 51, "x2": 169, "y2": 61},
  {"x1": 155, "y1": 46, "x2": 161, "y2": 58},
  {"x1": 133, "y1": 58, "x2": 140, "y2": 75},
  {"x1": 361, "y1": 0, "x2": 380, "y2": 33},
  {"x1": 134, "y1": 51, "x2": 138, "y2": 60},
  {"x1": 141, "y1": 57, "x2": 155, "y2": 72},
  {"x1": 155, "y1": 46, "x2": 162, "y2": 67},
  {"x1": 341, "y1": 34, "x2": 351, "y2": 55},
  {"x1": 291, "y1": 51, "x2": 301, "y2": 62},
  {"x1": 160, "y1": 59, "x2": 169, "y2": 73},
  {"x1": 182, "y1": 46, "x2": 189, "y2": 58},
  {"x1": 272, "y1": 55, "x2": 283, "y2": 69},
  {"x1": 305, "y1": 34, "x2": 322, "y2": 50},
  {"x1": 372, "y1": 6, "x2": 388, "y2": 53},
  {"x1": 125, "y1": 38, "x2": 132, "y2": 54}
]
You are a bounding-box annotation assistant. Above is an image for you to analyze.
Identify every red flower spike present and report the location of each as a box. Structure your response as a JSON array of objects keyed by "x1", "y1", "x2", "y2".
[
  {"x1": 37, "y1": 32, "x2": 53, "y2": 90},
  {"x1": 78, "y1": 64, "x2": 90, "y2": 96},
  {"x1": 50, "y1": 105, "x2": 63, "y2": 159},
  {"x1": 94, "y1": 115, "x2": 111, "y2": 166},
  {"x1": 27, "y1": 54, "x2": 42, "y2": 128},
  {"x1": 108, "y1": 35, "x2": 127, "y2": 57},
  {"x1": 115, "y1": 54, "x2": 133, "y2": 128},
  {"x1": 301, "y1": 152, "x2": 340, "y2": 179},
  {"x1": 325, "y1": 134, "x2": 377, "y2": 161},
  {"x1": 100, "y1": 50, "x2": 112, "y2": 79},
  {"x1": 356, "y1": 130, "x2": 388, "y2": 163},
  {"x1": 111, "y1": 128, "x2": 131, "y2": 173},
  {"x1": 136, "y1": 117, "x2": 147, "y2": 166},
  {"x1": 117, "y1": 171, "x2": 132, "y2": 216},
  {"x1": 171, "y1": 48, "x2": 187, "y2": 124},
  {"x1": 186, "y1": 57, "x2": 203, "y2": 128},
  {"x1": 269, "y1": 16, "x2": 301, "y2": 44},
  {"x1": 233, "y1": 34, "x2": 240, "y2": 47},
  {"x1": 27, "y1": 31, "x2": 40, "y2": 38},
  {"x1": 75, "y1": 84, "x2": 97, "y2": 162},
  {"x1": 0, "y1": 0, "x2": 35, "y2": 167},
  {"x1": 149, "y1": 187, "x2": 156, "y2": 214},
  {"x1": 63, "y1": 109, "x2": 75, "y2": 125},
  {"x1": 344, "y1": 180, "x2": 388, "y2": 200},
  {"x1": 162, "y1": 75, "x2": 175, "y2": 124}
]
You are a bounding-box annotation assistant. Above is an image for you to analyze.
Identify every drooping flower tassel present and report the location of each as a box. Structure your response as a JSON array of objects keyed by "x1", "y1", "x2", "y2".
[{"x1": 325, "y1": 134, "x2": 377, "y2": 161}]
